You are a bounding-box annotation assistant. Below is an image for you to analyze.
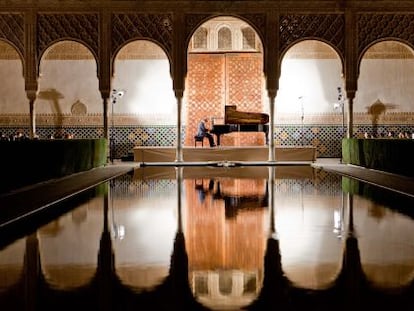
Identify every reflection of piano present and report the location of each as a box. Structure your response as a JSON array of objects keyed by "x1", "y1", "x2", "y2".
[
  {"x1": 210, "y1": 105, "x2": 269, "y2": 146},
  {"x1": 211, "y1": 180, "x2": 269, "y2": 218}
]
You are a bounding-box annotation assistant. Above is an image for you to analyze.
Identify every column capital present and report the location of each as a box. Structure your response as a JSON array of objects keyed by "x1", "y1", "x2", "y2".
[{"x1": 26, "y1": 89, "x2": 37, "y2": 101}]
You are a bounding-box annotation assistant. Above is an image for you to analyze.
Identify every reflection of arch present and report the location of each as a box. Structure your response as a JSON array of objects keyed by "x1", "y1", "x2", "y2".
[{"x1": 193, "y1": 270, "x2": 258, "y2": 309}]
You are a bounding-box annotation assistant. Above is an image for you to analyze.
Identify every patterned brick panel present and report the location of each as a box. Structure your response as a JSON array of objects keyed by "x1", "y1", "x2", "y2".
[
  {"x1": 226, "y1": 53, "x2": 265, "y2": 146},
  {"x1": 185, "y1": 53, "x2": 225, "y2": 146},
  {"x1": 185, "y1": 53, "x2": 266, "y2": 147}
]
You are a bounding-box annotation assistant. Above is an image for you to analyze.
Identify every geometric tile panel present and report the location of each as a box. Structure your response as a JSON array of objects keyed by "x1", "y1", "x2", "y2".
[
  {"x1": 274, "y1": 125, "x2": 345, "y2": 158},
  {"x1": 111, "y1": 174, "x2": 176, "y2": 199},
  {"x1": 1, "y1": 124, "x2": 413, "y2": 159},
  {"x1": 274, "y1": 171, "x2": 342, "y2": 196},
  {"x1": 111, "y1": 164, "x2": 341, "y2": 197}
]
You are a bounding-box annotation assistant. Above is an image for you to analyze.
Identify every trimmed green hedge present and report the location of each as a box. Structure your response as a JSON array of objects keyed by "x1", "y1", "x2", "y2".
[
  {"x1": 342, "y1": 138, "x2": 414, "y2": 177},
  {"x1": 0, "y1": 139, "x2": 107, "y2": 193}
]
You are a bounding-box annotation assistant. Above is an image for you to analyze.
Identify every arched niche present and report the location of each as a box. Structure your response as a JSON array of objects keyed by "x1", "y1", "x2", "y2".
[
  {"x1": 277, "y1": 40, "x2": 344, "y2": 117},
  {"x1": 352, "y1": 195, "x2": 414, "y2": 289},
  {"x1": 185, "y1": 16, "x2": 265, "y2": 147},
  {"x1": 0, "y1": 40, "x2": 26, "y2": 114},
  {"x1": 111, "y1": 180, "x2": 177, "y2": 290},
  {"x1": 112, "y1": 40, "x2": 175, "y2": 121},
  {"x1": 357, "y1": 41, "x2": 414, "y2": 115},
  {"x1": 38, "y1": 40, "x2": 101, "y2": 116},
  {"x1": 0, "y1": 238, "x2": 26, "y2": 292},
  {"x1": 38, "y1": 197, "x2": 103, "y2": 290},
  {"x1": 275, "y1": 190, "x2": 344, "y2": 289}
]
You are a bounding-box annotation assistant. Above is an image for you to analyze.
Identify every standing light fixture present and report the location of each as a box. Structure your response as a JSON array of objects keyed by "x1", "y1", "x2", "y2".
[
  {"x1": 333, "y1": 87, "x2": 345, "y2": 163},
  {"x1": 110, "y1": 89, "x2": 126, "y2": 163},
  {"x1": 333, "y1": 87, "x2": 345, "y2": 140},
  {"x1": 298, "y1": 96, "x2": 304, "y2": 146}
]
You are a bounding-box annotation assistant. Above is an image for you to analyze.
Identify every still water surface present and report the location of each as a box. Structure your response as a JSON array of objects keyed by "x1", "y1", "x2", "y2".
[{"x1": 1, "y1": 165, "x2": 414, "y2": 310}]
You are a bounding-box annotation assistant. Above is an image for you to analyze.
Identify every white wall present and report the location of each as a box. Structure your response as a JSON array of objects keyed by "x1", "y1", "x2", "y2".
[
  {"x1": 277, "y1": 59, "x2": 344, "y2": 114},
  {"x1": 356, "y1": 59, "x2": 414, "y2": 112},
  {"x1": 0, "y1": 57, "x2": 413, "y2": 122},
  {"x1": 38, "y1": 60, "x2": 101, "y2": 114},
  {"x1": 112, "y1": 59, "x2": 176, "y2": 124},
  {"x1": 0, "y1": 60, "x2": 27, "y2": 113}
]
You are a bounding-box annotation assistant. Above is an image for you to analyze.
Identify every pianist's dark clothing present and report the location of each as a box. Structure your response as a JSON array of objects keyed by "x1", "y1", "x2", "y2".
[{"x1": 197, "y1": 120, "x2": 216, "y2": 147}]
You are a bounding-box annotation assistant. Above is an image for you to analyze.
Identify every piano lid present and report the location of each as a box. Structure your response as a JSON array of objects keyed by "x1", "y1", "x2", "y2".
[{"x1": 225, "y1": 105, "x2": 269, "y2": 125}]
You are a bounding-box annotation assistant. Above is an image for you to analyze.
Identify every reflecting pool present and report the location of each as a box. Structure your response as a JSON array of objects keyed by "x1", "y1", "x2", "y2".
[{"x1": 1, "y1": 165, "x2": 414, "y2": 311}]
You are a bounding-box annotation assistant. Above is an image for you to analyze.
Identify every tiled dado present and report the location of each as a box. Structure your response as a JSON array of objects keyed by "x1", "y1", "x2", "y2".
[
  {"x1": 1, "y1": 112, "x2": 414, "y2": 126},
  {"x1": 1, "y1": 113, "x2": 413, "y2": 158}
]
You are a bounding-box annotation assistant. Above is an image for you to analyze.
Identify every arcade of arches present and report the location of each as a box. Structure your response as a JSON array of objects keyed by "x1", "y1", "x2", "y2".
[{"x1": 0, "y1": 2, "x2": 413, "y2": 160}]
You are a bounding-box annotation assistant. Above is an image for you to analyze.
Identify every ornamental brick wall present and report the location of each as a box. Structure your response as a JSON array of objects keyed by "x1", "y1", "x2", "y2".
[{"x1": 185, "y1": 52, "x2": 266, "y2": 147}]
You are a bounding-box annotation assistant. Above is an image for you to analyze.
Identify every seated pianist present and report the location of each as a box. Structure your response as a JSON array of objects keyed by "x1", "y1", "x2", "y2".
[
  {"x1": 210, "y1": 105, "x2": 270, "y2": 146},
  {"x1": 196, "y1": 117, "x2": 216, "y2": 147}
]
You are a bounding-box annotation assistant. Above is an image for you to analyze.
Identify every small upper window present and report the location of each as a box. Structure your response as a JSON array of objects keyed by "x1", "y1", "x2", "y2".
[
  {"x1": 218, "y1": 27, "x2": 232, "y2": 50},
  {"x1": 242, "y1": 27, "x2": 256, "y2": 50},
  {"x1": 193, "y1": 27, "x2": 208, "y2": 49}
]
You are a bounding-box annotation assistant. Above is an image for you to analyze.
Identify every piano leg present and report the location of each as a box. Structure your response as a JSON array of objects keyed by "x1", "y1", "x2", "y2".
[{"x1": 214, "y1": 134, "x2": 222, "y2": 146}]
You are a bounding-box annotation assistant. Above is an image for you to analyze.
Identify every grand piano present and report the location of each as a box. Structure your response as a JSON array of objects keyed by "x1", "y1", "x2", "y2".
[{"x1": 210, "y1": 105, "x2": 270, "y2": 146}]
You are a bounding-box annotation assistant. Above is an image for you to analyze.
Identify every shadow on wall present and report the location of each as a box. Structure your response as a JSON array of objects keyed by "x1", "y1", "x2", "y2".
[
  {"x1": 366, "y1": 99, "x2": 396, "y2": 137},
  {"x1": 38, "y1": 88, "x2": 65, "y2": 134}
]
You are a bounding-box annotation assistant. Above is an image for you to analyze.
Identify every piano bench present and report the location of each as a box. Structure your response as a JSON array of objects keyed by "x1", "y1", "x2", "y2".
[{"x1": 194, "y1": 135, "x2": 204, "y2": 147}]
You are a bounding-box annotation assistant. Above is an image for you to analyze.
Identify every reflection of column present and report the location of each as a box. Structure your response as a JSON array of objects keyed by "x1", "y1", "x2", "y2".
[
  {"x1": 176, "y1": 167, "x2": 183, "y2": 232},
  {"x1": 337, "y1": 192, "x2": 366, "y2": 308},
  {"x1": 268, "y1": 166, "x2": 276, "y2": 235},
  {"x1": 97, "y1": 182, "x2": 115, "y2": 311},
  {"x1": 23, "y1": 233, "x2": 40, "y2": 311},
  {"x1": 348, "y1": 192, "x2": 354, "y2": 234}
]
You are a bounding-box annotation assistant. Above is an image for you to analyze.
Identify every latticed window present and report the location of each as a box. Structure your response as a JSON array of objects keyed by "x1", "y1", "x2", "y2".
[
  {"x1": 242, "y1": 27, "x2": 256, "y2": 50},
  {"x1": 193, "y1": 27, "x2": 207, "y2": 49},
  {"x1": 218, "y1": 27, "x2": 232, "y2": 50}
]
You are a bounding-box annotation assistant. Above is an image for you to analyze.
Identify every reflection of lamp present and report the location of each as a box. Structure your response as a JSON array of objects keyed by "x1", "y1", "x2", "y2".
[
  {"x1": 110, "y1": 180, "x2": 125, "y2": 240},
  {"x1": 298, "y1": 96, "x2": 304, "y2": 146},
  {"x1": 333, "y1": 190, "x2": 345, "y2": 239},
  {"x1": 333, "y1": 87, "x2": 345, "y2": 139},
  {"x1": 110, "y1": 89, "x2": 126, "y2": 163}
]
